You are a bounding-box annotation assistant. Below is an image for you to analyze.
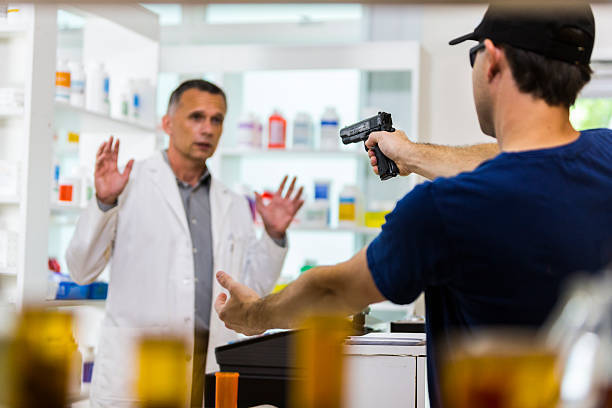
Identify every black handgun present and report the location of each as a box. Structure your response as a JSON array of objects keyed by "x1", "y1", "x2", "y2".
[{"x1": 340, "y1": 112, "x2": 399, "y2": 181}]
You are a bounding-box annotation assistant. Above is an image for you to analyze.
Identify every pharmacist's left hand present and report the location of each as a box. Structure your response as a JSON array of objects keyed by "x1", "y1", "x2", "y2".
[
  {"x1": 256, "y1": 175, "x2": 304, "y2": 240},
  {"x1": 215, "y1": 271, "x2": 265, "y2": 336}
]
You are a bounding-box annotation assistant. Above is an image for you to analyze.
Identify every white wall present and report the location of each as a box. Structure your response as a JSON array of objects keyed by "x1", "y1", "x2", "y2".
[
  {"x1": 367, "y1": 3, "x2": 612, "y2": 146},
  {"x1": 366, "y1": 4, "x2": 490, "y2": 146}
]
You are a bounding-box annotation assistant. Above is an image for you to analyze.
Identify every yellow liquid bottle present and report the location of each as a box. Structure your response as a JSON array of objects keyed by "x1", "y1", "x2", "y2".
[
  {"x1": 10, "y1": 308, "x2": 74, "y2": 408},
  {"x1": 290, "y1": 315, "x2": 351, "y2": 408},
  {"x1": 137, "y1": 336, "x2": 188, "y2": 408}
]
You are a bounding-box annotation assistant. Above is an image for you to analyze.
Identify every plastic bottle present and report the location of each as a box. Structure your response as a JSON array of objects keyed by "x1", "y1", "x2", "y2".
[
  {"x1": 268, "y1": 110, "x2": 286, "y2": 149},
  {"x1": 237, "y1": 113, "x2": 263, "y2": 149},
  {"x1": 128, "y1": 80, "x2": 140, "y2": 121},
  {"x1": 55, "y1": 60, "x2": 71, "y2": 103},
  {"x1": 338, "y1": 185, "x2": 362, "y2": 226},
  {"x1": 82, "y1": 346, "x2": 95, "y2": 385},
  {"x1": 320, "y1": 107, "x2": 340, "y2": 150},
  {"x1": 68, "y1": 61, "x2": 85, "y2": 107},
  {"x1": 292, "y1": 112, "x2": 314, "y2": 149},
  {"x1": 86, "y1": 62, "x2": 109, "y2": 115},
  {"x1": 120, "y1": 92, "x2": 129, "y2": 119},
  {"x1": 313, "y1": 180, "x2": 332, "y2": 226}
]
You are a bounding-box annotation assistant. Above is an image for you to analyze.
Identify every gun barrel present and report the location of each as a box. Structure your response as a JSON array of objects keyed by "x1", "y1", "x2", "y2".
[{"x1": 339, "y1": 112, "x2": 393, "y2": 145}]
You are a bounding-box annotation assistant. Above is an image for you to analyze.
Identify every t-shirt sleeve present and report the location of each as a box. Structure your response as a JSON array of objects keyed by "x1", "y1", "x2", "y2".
[{"x1": 366, "y1": 182, "x2": 452, "y2": 304}]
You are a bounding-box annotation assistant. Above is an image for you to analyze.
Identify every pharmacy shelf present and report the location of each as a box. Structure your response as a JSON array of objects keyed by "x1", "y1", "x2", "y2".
[
  {"x1": 0, "y1": 267, "x2": 17, "y2": 276},
  {"x1": 0, "y1": 23, "x2": 28, "y2": 37},
  {"x1": 45, "y1": 299, "x2": 105, "y2": 308},
  {"x1": 54, "y1": 102, "x2": 156, "y2": 133},
  {"x1": 0, "y1": 195, "x2": 20, "y2": 204},
  {"x1": 220, "y1": 147, "x2": 363, "y2": 158},
  {"x1": 0, "y1": 107, "x2": 24, "y2": 117},
  {"x1": 50, "y1": 202, "x2": 87, "y2": 213}
]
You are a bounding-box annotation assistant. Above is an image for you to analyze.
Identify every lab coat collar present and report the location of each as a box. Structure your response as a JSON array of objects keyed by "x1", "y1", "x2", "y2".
[{"x1": 145, "y1": 152, "x2": 190, "y2": 235}]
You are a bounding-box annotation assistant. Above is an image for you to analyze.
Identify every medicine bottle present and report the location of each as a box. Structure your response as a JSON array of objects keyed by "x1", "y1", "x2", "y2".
[{"x1": 268, "y1": 109, "x2": 286, "y2": 149}]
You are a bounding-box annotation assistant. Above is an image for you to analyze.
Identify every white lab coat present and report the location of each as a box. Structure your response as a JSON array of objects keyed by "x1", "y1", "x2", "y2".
[{"x1": 66, "y1": 152, "x2": 287, "y2": 407}]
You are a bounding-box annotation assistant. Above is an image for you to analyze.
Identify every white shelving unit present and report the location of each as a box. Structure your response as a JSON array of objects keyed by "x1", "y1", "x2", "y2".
[
  {"x1": 48, "y1": 4, "x2": 160, "y2": 291},
  {"x1": 54, "y1": 101, "x2": 157, "y2": 133},
  {"x1": 0, "y1": 107, "x2": 24, "y2": 117},
  {"x1": 0, "y1": 4, "x2": 160, "y2": 311},
  {"x1": 161, "y1": 41, "x2": 422, "y2": 280}
]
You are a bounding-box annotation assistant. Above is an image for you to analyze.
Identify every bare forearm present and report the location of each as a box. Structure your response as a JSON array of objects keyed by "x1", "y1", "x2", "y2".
[
  {"x1": 247, "y1": 249, "x2": 382, "y2": 331},
  {"x1": 408, "y1": 143, "x2": 499, "y2": 180}
]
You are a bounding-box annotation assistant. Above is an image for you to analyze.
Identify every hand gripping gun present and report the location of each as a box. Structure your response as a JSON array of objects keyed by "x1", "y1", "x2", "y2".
[{"x1": 339, "y1": 112, "x2": 399, "y2": 181}]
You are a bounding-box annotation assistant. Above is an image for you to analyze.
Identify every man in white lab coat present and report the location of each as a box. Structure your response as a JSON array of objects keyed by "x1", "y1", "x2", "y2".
[{"x1": 66, "y1": 79, "x2": 304, "y2": 407}]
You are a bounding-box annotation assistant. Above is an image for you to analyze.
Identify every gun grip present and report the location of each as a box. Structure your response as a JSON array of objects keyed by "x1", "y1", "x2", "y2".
[{"x1": 372, "y1": 144, "x2": 399, "y2": 181}]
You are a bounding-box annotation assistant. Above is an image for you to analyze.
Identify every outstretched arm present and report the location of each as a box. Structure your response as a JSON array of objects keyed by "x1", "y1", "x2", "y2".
[
  {"x1": 214, "y1": 248, "x2": 385, "y2": 336},
  {"x1": 366, "y1": 130, "x2": 499, "y2": 180}
]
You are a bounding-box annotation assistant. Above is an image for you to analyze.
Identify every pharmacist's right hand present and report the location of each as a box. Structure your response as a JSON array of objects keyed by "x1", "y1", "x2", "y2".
[
  {"x1": 365, "y1": 129, "x2": 413, "y2": 177},
  {"x1": 94, "y1": 136, "x2": 134, "y2": 206}
]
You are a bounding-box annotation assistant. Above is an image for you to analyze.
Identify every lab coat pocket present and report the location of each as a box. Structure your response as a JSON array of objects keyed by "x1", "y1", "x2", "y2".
[
  {"x1": 92, "y1": 326, "x2": 158, "y2": 403},
  {"x1": 226, "y1": 233, "x2": 247, "y2": 282}
]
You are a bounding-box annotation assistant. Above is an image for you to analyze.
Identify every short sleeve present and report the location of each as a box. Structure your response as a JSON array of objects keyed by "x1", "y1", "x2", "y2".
[{"x1": 366, "y1": 182, "x2": 452, "y2": 304}]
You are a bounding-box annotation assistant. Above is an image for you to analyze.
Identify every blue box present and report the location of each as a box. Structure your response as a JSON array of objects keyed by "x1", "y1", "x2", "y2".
[
  {"x1": 88, "y1": 282, "x2": 108, "y2": 299},
  {"x1": 56, "y1": 282, "x2": 90, "y2": 300}
]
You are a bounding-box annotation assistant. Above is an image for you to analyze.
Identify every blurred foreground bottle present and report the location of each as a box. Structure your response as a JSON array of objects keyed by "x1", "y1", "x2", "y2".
[
  {"x1": 545, "y1": 264, "x2": 612, "y2": 408},
  {"x1": 441, "y1": 330, "x2": 560, "y2": 408},
  {"x1": 9, "y1": 308, "x2": 73, "y2": 408},
  {"x1": 137, "y1": 336, "x2": 188, "y2": 408},
  {"x1": 290, "y1": 315, "x2": 351, "y2": 408}
]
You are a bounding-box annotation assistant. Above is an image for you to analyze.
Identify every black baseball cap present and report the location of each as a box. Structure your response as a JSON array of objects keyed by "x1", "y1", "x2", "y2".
[{"x1": 449, "y1": 5, "x2": 595, "y2": 66}]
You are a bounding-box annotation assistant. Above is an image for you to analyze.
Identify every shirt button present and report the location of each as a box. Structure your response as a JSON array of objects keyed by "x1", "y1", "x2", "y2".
[
  {"x1": 193, "y1": 247, "x2": 198, "y2": 254},
  {"x1": 191, "y1": 218, "x2": 197, "y2": 225},
  {"x1": 184, "y1": 317, "x2": 191, "y2": 323},
  {"x1": 186, "y1": 354, "x2": 192, "y2": 362}
]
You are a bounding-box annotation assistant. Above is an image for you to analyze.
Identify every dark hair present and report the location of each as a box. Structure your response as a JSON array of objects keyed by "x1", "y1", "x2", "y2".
[
  {"x1": 167, "y1": 79, "x2": 227, "y2": 113},
  {"x1": 501, "y1": 44, "x2": 592, "y2": 108}
]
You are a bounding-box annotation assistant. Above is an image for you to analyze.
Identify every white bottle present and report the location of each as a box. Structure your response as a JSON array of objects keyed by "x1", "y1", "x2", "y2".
[
  {"x1": 320, "y1": 107, "x2": 340, "y2": 150},
  {"x1": 68, "y1": 61, "x2": 85, "y2": 107},
  {"x1": 292, "y1": 112, "x2": 314, "y2": 149},
  {"x1": 86, "y1": 62, "x2": 110, "y2": 115},
  {"x1": 55, "y1": 59, "x2": 71, "y2": 103},
  {"x1": 338, "y1": 185, "x2": 362, "y2": 227}
]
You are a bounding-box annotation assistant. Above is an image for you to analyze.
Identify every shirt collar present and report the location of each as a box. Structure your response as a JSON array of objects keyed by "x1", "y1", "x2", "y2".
[{"x1": 162, "y1": 150, "x2": 211, "y2": 188}]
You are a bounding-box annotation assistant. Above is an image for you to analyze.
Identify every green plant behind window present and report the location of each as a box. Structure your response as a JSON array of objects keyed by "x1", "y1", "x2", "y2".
[{"x1": 570, "y1": 98, "x2": 612, "y2": 130}]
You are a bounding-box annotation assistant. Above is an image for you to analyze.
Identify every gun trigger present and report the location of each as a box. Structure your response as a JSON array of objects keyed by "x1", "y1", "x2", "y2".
[{"x1": 363, "y1": 141, "x2": 369, "y2": 152}]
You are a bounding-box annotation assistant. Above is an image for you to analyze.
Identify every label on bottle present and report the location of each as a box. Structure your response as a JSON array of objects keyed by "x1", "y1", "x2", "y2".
[
  {"x1": 339, "y1": 197, "x2": 356, "y2": 221},
  {"x1": 71, "y1": 80, "x2": 85, "y2": 95},
  {"x1": 56, "y1": 72, "x2": 71, "y2": 100},
  {"x1": 269, "y1": 120, "x2": 285, "y2": 147},
  {"x1": 56, "y1": 71, "x2": 70, "y2": 88}
]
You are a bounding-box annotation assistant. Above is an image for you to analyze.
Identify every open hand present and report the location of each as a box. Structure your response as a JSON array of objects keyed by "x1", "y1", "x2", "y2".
[
  {"x1": 255, "y1": 176, "x2": 304, "y2": 240},
  {"x1": 94, "y1": 136, "x2": 134, "y2": 205},
  {"x1": 214, "y1": 271, "x2": 265, "y2": 336}
]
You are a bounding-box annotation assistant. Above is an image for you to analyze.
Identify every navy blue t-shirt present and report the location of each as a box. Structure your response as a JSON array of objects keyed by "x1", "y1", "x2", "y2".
[{"x1": 366, "y1": 128, "x2": 612, "y2": 407}]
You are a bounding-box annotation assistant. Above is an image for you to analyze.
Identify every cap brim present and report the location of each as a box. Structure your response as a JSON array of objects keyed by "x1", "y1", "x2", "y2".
[{"x1": 449, "y1": 32, "x2": 477, "y2": 45}]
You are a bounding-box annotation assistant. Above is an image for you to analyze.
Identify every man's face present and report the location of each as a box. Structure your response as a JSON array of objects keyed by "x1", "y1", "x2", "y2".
[
  {"x1": 471, "y1": 44, "x2": 496, "y2": 137},
  {"x1": 164, "y1": 89, "x2": 227, "y2": 163}
]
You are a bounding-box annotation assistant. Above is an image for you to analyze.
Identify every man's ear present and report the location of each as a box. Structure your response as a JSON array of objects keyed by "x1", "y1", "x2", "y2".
[
  {"x1": 483, "y1": 39, "x2": 503, "y2": 82},
  {"x1": 161, "y1": 114, "x2": 171, "y2": 135}
]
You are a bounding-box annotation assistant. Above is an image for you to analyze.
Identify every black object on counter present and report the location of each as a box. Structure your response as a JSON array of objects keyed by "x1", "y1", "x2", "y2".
[
  {"x1": 390, "y1": 320, "x2": 426, "y2": 333},
  {"x1": 205, "y1": 330, "x2": 299, "y2": 408}
]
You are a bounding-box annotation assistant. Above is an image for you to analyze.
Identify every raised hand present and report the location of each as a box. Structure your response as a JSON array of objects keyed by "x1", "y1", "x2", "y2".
[
  {"x1": 94, "y1": 136, "x2": 134, "y2": 205},
  {"x1": 255, "y1": 175, "x2": 304, "y2": 240}
]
